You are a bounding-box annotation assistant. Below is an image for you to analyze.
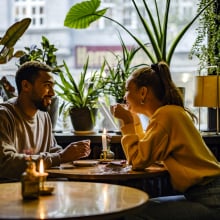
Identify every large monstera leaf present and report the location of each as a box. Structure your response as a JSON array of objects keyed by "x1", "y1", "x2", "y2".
[
  {"x1": 64, "y1": 0, "x2": 107, "y2": 29},
  {"x1": 0, "y1": 18, "x2": 31, "y2": 64}
]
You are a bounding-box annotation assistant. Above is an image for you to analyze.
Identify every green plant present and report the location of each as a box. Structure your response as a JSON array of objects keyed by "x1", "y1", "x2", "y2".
[
  {"x1": 56, "y1": 57, "x2": 107, "y2": 115},
  {"x1": 64, "y1": 0, "x2": 214, "y2": 65},
  {"x1": 105, "y1": 34, "x2": 146, "y2": 102},
  {"x1": 18, "y1": 36, "x2": 63, "y2": 74},
  {"x1": 0, "y1": 18, "x2": 31, "y2": 64},
  {"x1": 189, "y1": 0, "x2": 219, "y2": 73}
]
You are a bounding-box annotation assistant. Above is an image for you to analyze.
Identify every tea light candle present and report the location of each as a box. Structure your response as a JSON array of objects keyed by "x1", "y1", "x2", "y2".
[
  {"x1": 102, "y1": 128, "x2": 107, "y2": 151},
  {"x1": 39, "y1": 159, "x2": 48, "y2": 190}
]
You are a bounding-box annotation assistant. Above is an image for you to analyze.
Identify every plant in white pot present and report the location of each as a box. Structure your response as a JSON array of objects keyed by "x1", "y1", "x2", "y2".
[{"x1": 56, "y1": 57, "x2": 107, "y2": 133}]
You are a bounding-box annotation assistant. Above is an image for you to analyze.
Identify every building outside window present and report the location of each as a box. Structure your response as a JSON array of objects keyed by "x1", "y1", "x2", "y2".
[{"x1": 13, "y1": 0, "x2": 45, "y2": 28}]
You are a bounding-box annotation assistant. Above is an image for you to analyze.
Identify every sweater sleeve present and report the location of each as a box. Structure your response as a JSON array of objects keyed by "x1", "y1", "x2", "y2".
[
  {"x1": 36, "y1": 137, "x2": 63, "y2": 168},
  {"x1": 121, "y1": 119, "x2": 169, "y2": 170},
  {"x1": 0, "y1": 106, "x2": 28, "y2": 180}
]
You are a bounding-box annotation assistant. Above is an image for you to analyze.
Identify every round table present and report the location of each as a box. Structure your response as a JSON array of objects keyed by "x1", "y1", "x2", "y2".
[
  {"x1": 0, "y1": 181, "x2": 149, "y2": 219},
  {"x1": 46, "y1": 161, "x2": 167, "y2": 181}
]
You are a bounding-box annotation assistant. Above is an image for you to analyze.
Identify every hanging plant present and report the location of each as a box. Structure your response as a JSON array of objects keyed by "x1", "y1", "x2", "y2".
[{"x1": 189, "y1": 0, "x2": 220, "y2": 74}]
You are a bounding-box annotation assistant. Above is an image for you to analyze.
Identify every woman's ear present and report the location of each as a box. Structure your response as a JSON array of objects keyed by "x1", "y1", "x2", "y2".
[
  {"x1": 141, "y1": 86, "x2": 148, "y2": 98},
  {"x1": 139, "y1": 86, "x2": 148, "y2": 104}
]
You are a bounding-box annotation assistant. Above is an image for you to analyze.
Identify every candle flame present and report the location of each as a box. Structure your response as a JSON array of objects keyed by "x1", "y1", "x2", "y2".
[{"x1": 39, "y1": 159, "x2": 44, "y2": 174}]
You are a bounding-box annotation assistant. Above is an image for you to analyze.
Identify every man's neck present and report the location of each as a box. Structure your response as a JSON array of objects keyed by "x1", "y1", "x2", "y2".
[{"x1": 16, "y1": 96, "x2": 37, "y2": 118}]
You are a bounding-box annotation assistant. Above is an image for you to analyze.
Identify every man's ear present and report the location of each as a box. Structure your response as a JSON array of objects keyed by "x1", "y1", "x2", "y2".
[{"x1": 21, "y1": 80, "x2": 31, "y2": 92}]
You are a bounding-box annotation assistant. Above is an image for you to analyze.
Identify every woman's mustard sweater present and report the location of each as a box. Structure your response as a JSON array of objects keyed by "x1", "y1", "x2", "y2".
[{"x1": 120, "y1": 105, "x2": 220, "y2": 192}]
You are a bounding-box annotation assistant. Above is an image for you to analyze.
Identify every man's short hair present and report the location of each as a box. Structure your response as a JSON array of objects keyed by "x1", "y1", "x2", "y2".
[{"x1": 15, "y1": 61, "x2": 52, "y2": 93}]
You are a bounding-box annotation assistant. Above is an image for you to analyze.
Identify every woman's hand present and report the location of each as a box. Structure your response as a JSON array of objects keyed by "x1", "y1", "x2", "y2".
[{"x1": 111, "y1": 104, "x2": 134, "y2": 125}]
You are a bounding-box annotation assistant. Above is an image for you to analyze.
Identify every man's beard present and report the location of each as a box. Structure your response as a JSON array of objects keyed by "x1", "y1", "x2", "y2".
[{"x1": 34, "y1": 99, "x2": 50, "y2": 112}]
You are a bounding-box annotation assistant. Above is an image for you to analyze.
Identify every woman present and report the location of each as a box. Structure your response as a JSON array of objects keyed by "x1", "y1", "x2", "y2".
[{"x1": 112, "y1": 61, "x2": 220, "y2": 219}]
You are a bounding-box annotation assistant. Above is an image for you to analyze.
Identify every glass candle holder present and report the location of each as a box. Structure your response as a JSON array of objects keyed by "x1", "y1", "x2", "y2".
[
  {"x1": 39, "y1": 172, "x2": 48, "y2": 191},
  {"x1": 100, "y1": 145, "x2": 115, "y2": 160}
]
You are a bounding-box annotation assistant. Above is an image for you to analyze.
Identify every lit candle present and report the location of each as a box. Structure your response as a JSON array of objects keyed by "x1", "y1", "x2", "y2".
[
  {"x1": 102, "y1": 128, "x2": 107, "y2": 151},
  {"x1": 39, "y1": 159, "x2": 45, "y2": 174},
  {"x1": 39, "y1": 159, "x2": 48, "y2": 190}
]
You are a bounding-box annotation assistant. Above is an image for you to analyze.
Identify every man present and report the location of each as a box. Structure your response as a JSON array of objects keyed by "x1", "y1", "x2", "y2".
[{"x1": 0, "y1": 61, "x2": 91, "y2": 181}]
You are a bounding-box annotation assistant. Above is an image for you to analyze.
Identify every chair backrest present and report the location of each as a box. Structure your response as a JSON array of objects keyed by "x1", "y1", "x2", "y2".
[{"x1": 0, "y1": 75, "x2": 17, "y2": 101}]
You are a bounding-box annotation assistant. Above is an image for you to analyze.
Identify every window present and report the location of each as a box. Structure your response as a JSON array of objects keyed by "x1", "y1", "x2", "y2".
[
  {"x1": 122, "y1": 7, "x2": 133, "y2": 27},
  {"x1": 13, "y1": 0, "x2": 45, "y2": 28}
]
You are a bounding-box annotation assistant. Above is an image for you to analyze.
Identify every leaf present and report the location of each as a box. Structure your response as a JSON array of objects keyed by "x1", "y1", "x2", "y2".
[
  {"x1": 64, "y1": 0, "x2": 215, "y2": 65},
  {"x1": 13, "y1": 50, "x2": 26, "y2": 58},
  {"x1": 0, "y1": 18, "x2": 31, "y2": 48},
  {"x1": 64, "y1": 0, "x2": 107, "y2": 28},
  {"x1": 167, "y1": 0, "x2": 214, "y2": 63},
  {"x1": 56, "y1": 57, "x2": 108, "y2": 110}
]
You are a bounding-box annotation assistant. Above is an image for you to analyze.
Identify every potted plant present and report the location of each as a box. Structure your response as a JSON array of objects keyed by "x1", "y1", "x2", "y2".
[
  {"x1": 104, "y1": 34, "x2": 146, "y2": 103},
  {"x1": 17, "y1": 36, "x2": 63, "y2": 130},
  {"x1": 56, "y1": 57, "x2": 107, "y2": 132},
  {"x1": 18, "y1": 36, "x2": 63, "y2": 74},
  {"x1": 63, "y1": 0, "x2": 214, "y2": 65}
]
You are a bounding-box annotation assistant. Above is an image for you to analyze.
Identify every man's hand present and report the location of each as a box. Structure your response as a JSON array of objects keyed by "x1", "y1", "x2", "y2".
[{"x1": 59, "y1": 139, "x2": 91, "y2": 163}]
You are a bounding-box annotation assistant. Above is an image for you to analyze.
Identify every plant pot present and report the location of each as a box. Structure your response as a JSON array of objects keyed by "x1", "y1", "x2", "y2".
[{"x1": 69, "y1": 107, "x2": 98, "y2": 132}]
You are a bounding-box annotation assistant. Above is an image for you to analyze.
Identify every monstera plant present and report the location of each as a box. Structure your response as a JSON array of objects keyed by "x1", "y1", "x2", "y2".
[{"x1": 63, "y1": 0, "x2": 214, "y2": 65}]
